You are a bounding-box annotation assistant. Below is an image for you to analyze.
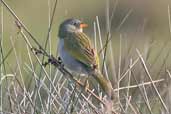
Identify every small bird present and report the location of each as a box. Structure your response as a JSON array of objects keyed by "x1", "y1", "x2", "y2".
[{"x1": 58, "y1": 18, "x2": 114, "y2": 99}]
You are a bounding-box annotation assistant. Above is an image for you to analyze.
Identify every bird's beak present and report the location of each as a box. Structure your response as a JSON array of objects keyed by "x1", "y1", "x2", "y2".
[{"x1": 80, "y1": 23, "x2": 88, "y2": 28}]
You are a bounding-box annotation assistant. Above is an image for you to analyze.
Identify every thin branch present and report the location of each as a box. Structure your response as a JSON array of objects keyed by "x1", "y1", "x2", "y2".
[
  {"x1": 136, "y1": 49, "x2": 169, "y2": 113},
  {"x1": 114, "y1": 79, "x2": 165, "y2": 92}
]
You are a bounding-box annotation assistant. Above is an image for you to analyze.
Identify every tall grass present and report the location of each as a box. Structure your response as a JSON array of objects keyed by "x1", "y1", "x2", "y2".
[{"x1": 0, "y1": 0, "x2": 171, "y2": 114}]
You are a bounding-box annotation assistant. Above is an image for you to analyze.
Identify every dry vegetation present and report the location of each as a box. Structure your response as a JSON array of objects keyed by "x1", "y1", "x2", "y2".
[{"x1": 0, "y1": 0, "x2": 171, "y2": 114}]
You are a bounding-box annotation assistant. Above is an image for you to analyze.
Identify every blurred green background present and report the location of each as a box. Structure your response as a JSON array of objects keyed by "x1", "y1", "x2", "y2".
[
  {"x1": 2, "y1": 0, "x2": 171, "y2": 36},
  {"x1": 2, "y1": 0, "x2": 171, "y2": 40}
]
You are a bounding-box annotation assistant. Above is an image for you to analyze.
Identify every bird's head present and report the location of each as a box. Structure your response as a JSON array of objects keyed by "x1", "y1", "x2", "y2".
[{"x1": 58, "y1": 18, "x2": 88, "y2": 38}]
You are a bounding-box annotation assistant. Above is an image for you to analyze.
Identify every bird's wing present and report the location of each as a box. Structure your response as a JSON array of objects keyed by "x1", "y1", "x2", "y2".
[{"x1": 64, "y1": 32, "x2": 99, "y2": 69}]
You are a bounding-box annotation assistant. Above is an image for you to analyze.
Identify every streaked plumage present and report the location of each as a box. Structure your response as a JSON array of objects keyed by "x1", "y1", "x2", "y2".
[{"x1": 64, "y1": 32, "x2": 99, "y2": 69}]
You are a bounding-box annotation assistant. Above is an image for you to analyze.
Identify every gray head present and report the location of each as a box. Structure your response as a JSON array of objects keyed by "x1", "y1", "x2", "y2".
[{"x1": 58, "y1": 18, "x2": 88, "y2": 38}]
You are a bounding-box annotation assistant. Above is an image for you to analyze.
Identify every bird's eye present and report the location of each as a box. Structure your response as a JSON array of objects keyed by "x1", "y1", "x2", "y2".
[{"x1": 73, "y1": 22, "x2": 77, "y2": 26}]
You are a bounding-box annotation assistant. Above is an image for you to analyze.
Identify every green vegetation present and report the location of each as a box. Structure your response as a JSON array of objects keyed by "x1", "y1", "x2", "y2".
[{"x1": 0, "y1": 0, "x2": 171, "y2": 114}]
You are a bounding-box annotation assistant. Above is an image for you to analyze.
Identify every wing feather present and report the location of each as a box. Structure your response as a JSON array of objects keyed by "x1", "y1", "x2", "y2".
[{"x1": 64, "y1": 32, "x2": 99, "y2": 69}]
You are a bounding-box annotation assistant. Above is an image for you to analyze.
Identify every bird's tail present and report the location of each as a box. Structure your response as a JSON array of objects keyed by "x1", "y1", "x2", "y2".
[
  {"x1": 91, "y1": 70, "x2": 115, "y2": 99},
  {"x1": 92, "y1": 71, "x2": 121, "y2": 113}
]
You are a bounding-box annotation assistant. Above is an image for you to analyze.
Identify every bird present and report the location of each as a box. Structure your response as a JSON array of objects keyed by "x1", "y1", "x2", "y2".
[{"x1": 57, "y1": 18, "x2": 114, "y2": 99}]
